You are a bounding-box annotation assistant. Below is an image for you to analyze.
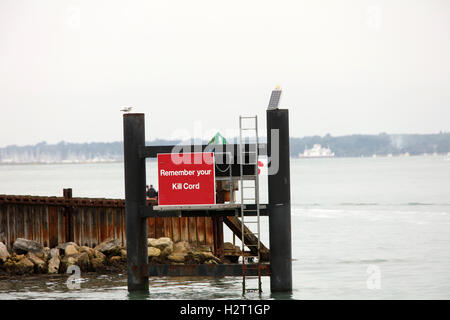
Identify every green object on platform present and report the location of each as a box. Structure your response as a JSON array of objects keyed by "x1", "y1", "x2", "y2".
[{"x1": 208, "y1": 132, "x2": 227, "y2": 145}]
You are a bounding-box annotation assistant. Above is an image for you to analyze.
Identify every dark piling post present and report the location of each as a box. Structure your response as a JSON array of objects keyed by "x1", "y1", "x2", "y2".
[
  {"x1": 63, "y1": 188, "x2": 72, "y2": 199},
  {"x1": 63, "y1": 188, "x2": 73, "y2": 242},
  {"x1": 267, "y1": 108, "x2": 292, "y2": 292},
  {"x1": 123, "y1": 113, "x2": 149, "y2": 292}
]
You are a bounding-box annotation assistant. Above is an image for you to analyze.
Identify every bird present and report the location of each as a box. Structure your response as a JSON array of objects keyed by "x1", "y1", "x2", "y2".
[{"x1": 120, "y1": 106, "x2": 133, "y2": 113}]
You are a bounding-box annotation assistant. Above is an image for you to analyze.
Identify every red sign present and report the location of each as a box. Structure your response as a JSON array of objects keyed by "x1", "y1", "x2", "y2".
[{"x1": 157, "y1": 152, "x2": 216, "y2": 206}]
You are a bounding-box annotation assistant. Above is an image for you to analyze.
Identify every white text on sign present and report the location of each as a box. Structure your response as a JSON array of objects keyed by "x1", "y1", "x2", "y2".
[
  {"x1": 160, "y1": 169, "x2": 212, "y2": 177},
  {"x1": 172, "y1": 183, "x2": 200, "y2": 190}
]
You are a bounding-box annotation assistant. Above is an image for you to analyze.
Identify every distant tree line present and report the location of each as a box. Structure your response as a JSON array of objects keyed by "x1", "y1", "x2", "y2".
[
  {"x1": 0, "y1": 139, "x2": 181, "y2": 163},
  {"x1": 290, "y1": 132, "x2": 450, "y2": 157},
  {"x1": 1, "y1": 133, "x2": 449, "y2": 163}
]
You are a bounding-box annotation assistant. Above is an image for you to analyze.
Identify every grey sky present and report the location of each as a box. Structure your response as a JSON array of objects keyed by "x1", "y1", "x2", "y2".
[{"x1": 1, "y1": 0, "x2": 449, "y2": 147}]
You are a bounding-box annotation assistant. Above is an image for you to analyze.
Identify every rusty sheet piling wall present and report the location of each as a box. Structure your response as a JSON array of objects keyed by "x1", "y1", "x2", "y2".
[{"x1": 0, "y1": 194, "x2": 214, "y2": 251}]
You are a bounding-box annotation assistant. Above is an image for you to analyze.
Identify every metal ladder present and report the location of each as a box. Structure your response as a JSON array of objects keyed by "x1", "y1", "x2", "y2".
[{"x1": 239, "y1": 115, "x2": 262, "y2": 295}]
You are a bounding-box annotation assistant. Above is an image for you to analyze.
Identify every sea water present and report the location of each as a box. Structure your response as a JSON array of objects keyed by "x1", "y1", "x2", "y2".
[{"x1": 0, "y1": 156, "x2": 449, "y2": 299}]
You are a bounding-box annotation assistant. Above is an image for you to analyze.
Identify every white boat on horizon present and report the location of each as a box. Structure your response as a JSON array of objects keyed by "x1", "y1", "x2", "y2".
[{"x1": 299, "y1": 144, "x2": 335, "y2": 158}]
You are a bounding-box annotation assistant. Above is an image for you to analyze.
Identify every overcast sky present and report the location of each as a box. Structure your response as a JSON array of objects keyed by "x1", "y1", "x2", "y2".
[{"x1": 0, "y1": 0, "x2": 449, "y2": 147}]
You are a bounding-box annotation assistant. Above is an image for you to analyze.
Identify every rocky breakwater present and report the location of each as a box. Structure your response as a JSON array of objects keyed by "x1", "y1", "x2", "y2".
[
  {"x1": 147, "y1": 237, "x2": 221, "y2": 265},
  {"x1": 0, "y1": 238, "x2": 123, "y2": 275},
  {"x1": 0, "y1": 237, "x2": 223, "y2": 276}
]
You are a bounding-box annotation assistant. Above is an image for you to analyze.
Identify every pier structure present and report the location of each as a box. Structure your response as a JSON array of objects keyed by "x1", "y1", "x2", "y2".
[
  {"x1": 0, "y1": 192, "x2": 217, "y2": 251},
  {"x1": 123, "y1": 103, "x2": 292, "y2": 293}
]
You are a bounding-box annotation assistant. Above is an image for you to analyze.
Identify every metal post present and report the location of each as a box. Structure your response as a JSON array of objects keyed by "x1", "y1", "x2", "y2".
[
  {"x1": 267, "y1": 108, "x2": 292, "y2": 292},
  {"x1": 123, "y1": 113, "x2": 149, "y2": 292}
]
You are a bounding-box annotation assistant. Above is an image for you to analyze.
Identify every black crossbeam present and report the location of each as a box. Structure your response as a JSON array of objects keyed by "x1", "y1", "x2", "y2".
[
  {"x1": 139, "y1": 204, "x2": 269, "y2": 218},
  {"x1": 139, "y1": 143, "x2": 267, "y2": 160},
  {"x1": 148, "y1": 263, "x2": 271, "y2": 277}
]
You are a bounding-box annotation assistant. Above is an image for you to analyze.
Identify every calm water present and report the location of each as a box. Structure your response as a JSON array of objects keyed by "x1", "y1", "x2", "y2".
[{"x1": 1, "y1": 156, "x2": 450, "y2": 300}]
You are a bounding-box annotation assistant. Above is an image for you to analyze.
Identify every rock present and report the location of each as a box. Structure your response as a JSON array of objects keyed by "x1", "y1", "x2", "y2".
[
  {"x1": 167, "y1": 253, "x2": 186, "y2": 263},
  {"x1": 149, "y1": 237, "x2": 173, "y2": 256},
  {"x1": 198, "y1": 251, "x2": 216, "y2": 262},
  {"x1": 119, "y1": 249, "x2": 127, "y2": 261},
  {"x1": 13, "y1": 254, "x2": 24, "y2": 262},
  {"x1": 13, "y1": 238, "x2": 43, "y2": 255},
  {"x1": 42, "y1": 247, "x2": 51, "y2": 261},
  {"x1": 47, "y1": 256, "x2": 60, "y2": 274},
  {"x1": 173, "y1": 241, "x2": 190, "y2": 254},
  {"x1": 148, "y1": 247, "x2": 161, "y2": 257},
  {"x1": 161, "y1": 246, "x2": 173, "y2": 257},
  {"x1": 57, "y1": 242, "x2": 79, "y2": 256},
  {"x1": 61, "y1": 256, "x2": 77, "y2": 272},
  {"x1": 64, "y1": 244, "x2": 79, "y2": 257},
  {"x1": 94, "y1": 249, "x2": 106, "y2": 260},
  {"x1": 109, "y1": 256, "x2": 122, "y2": 265},
  {"x1": 168, "y1": 241, "x2": 190, "y2": 263},
  {"x1": 91, "y1": 250, "x2": 106, "y2": 270},
  {"x1": 60, "y1": 249, "x2": 90, "y2": 272},
  {"x1": 57, "y1": 242, "x2": 80, "y2": 250},
  {"x1": 79, "y1": 246, "x2": 95, "y2": 264},
  {"x1": 94, "y1": 239, "x2": 122, "y2": 256},
  {"x1": 50, "y1": 248, "x2": 60, "y2": 259},
  {"x1": 91, "y1": 258, "x2": 103, "y2": 271},
  {"x1": 74, "y1": 252, "x2": 90, "y2": 272},
  {"x1": 61, "y1": 252, "x2": 92, "y2": 273},
  {"x1": 197, "y1": 245, "x2": 213, "y2": 252},
  {"x1": 149, "y1": 237, "x2": 172, "y2": 250},
  {"x1": 201, "y1": 251, "x2": 215, "y2": 259},
  {"x1": 15, "y1": 257, "x2": 35, "y2": 274},
  {"x1": 34, "y1": 251, "x2": 47, "y2": 261},
  {"x1": 79, "y1": 246, "x2": 94, "y2": 259},
  {"x1": 223, "y1": 242, "x2": 233, "y2": 250},
  {"x1": 0, "y1": 242, "x2": 10, "y2": 263},
  {"x1": 2, "y1": 260, "x2": 15, "y2": 273},
  {"x1": 185, "y1": 250, "x2": 221, "y2": 264},
  {"x1": 185, "y1": 251, "x2": 202, "y2": 264},
  {"x1": 26, "y1": 252, "x2": 47, "y2": 273}
]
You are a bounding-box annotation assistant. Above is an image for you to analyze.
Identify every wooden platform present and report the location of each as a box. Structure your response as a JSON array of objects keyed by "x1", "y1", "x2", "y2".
[{"x1": 153, "y1": 203, "x2": 241, "y2": 211}]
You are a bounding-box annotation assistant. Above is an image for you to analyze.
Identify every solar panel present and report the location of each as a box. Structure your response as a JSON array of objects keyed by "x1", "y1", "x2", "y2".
[{"x1": 268, "y1": 87, "x2": 282, "y2": 110}]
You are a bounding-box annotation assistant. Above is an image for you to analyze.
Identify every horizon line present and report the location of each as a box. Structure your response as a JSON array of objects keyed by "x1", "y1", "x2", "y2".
[{"x1": 1, "y1": 131, "x2": 450, "y2": 148}]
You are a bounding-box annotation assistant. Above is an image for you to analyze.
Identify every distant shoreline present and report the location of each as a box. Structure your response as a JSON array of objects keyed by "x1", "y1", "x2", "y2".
[
  {"x1": 0, "y1": 153, "x2": 449, "y2": 166},
  {"x1": 2, "y1": 133, "x2": 450, "y2": 163}
]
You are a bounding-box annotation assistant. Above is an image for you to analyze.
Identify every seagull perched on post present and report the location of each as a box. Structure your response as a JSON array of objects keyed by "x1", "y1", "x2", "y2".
[{"x1": 120, "y1": 106, "x2": 133, "y2": 113}]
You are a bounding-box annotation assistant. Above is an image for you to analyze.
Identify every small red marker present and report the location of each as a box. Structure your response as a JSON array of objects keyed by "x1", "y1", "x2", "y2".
[{"x1": 258, "y1": 160, "x2": 264, "y2": 174}]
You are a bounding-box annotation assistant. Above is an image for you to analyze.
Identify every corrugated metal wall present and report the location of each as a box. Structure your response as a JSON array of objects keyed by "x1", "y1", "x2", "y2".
[{"x1": 0, "y1": 195, "x2": 214, "y2": 250}]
